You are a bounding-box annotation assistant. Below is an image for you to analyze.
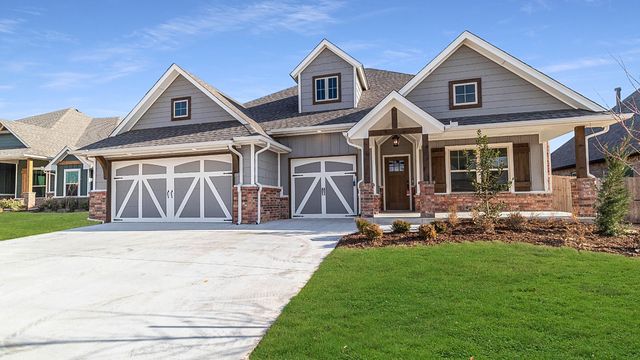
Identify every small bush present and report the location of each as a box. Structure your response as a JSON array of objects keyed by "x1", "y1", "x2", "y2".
[
  {"x1": 432, "y1": 220, "x2": 448, "y2": 234},
  {"x1": 0, "y1": 198, "x2": 23, "y2": 211},
  {"x1": 355, "y1": 217, "x2": 370, "y2": 234},
  {"x1": 391, "y1": 220, "x2": 411, "y2": 233},
  {"x1": 505, "y1": 212, "x2": 526, "y2": 231},
  {"x1": 418, "y1": 224, "x2": 437, "y2": 241},
  {"x1": 39, "y1": 197, "x2": 89, "y2": 212},
  {"x1": 363, "y1": 223, "x2": 384, "y2": 243},
  {"x1": 447, "y1": 204, "x2": 459, "y2": 228}
]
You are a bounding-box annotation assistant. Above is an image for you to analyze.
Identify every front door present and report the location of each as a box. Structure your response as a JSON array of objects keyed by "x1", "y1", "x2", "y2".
[{"x1": 384, "y1": 156, "x2": 410, "y2": 211}]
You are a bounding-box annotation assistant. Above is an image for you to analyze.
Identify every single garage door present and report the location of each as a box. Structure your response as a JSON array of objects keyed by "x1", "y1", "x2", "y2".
[
  {"x1": 291, "y1": 155, "x2": 357, "y2": 218},
  {"x1": 112, "y1": 155, "x2": 233, "y2": 222}
]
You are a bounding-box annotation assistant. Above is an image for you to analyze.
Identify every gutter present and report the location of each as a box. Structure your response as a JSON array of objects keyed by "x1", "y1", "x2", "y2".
[
  {"x1": 585, "y1": 125, "x2": 610, "y2": 178},
  {"x1": 254, "y1": 143, "x2": 271, "y2": 224},
  {"x1": 228, "y1": 144, "x2": 243, "y2": 224},
  {"x1": 344, "y1": 132, "x2": 363, "y2": 216}
]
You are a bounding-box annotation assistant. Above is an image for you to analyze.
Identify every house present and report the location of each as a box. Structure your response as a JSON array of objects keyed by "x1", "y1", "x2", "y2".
[
  {"x1": 552, "y1": 90, "x2": 640, "y2": 177},
  {"x1": 0, "y1": 109, "x2": 118, "y2": 208},
  {"x1": 75, "y1": 31, "x2": 632, "y2": 223}
]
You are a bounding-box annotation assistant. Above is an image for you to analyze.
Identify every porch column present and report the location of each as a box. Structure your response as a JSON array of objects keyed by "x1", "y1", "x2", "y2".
[
  {"x1": 363, "y1": 138, "x2": 371, "y2": 183},
  {"x1": 22, "y1": 158, "x2": 36, "y2": 209},
  {"x1": 422, "y1": 134, "x2": 430, "y2": 182},
  {"x1": 574, "y1": 125, "x2": 588, "y2": 178}
]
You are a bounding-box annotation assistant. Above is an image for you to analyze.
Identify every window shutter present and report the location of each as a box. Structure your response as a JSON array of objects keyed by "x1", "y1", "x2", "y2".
[
  {"x1": 513, "y1": 143, "x2": 531, "y2": 192},
  {"x1": 431, "y1": 148, "x2": 446, "y2": 193}
]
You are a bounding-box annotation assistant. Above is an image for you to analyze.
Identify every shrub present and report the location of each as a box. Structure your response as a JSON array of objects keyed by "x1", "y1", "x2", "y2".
[
  {"x1": 418, "y1": 224, "x2": 437, "y2": 241},
  {"x1": 505, "y1": 212, "x2": 526, "y2": 231},
  {"x1": 363, "y1": 223, "x2": 384, "y2": 243},
  {"x1": 391, "y1": 220, "x2": 411, "y2": 233},
  {"x1": 0, "y1": 198, "x2": 23, "y2": 211},
  {"x1": 432, "y1": 220, "x2": 448, "y2": 234},
  {"x1": 596, "y1": 144, "x2": 631, "y2": 236},
  {"x1": 355, "y1": 217, "x2": 370, "y2": 234},
  {"x1": 39, "y1": 197, "x2": 89, "y2": 212},
  {"x1": 447, "y1": 204, "x2": 459, "y2": 229}
]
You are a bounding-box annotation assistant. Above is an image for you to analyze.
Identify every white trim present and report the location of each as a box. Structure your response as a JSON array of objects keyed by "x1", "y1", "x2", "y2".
[
  {"x1": 382, "y1": 154, "x2": 413, "y2": 212},
  {"x1": 542, "y1": 141, "x2": 550, "y2": 192},
  {"x1": 297, "y1": 76, "x2": 302, "y2": 113},
  {"x1": 290, "y1": 39, "x2": 369, "y2": 90},
  {"x1": 45, "y1": 147, "x2": 92, "y2": 171},
  {"x1": 343, "y1": 134, "x2": 363, "y2": 215},
  {"x1": 399, "y1": 31, "x2": 604, "y2": 112},
  {"x1": 228, "y1": 144, "x2": 243, "y2": 224},
  {"x1": 267, "y1": 123, "x2": 355, "y2": 136},
  {"x1": 353, "y1": 66, "x2": 358, "y2": 107},
  {"x1": 452, "y1": 81, "x2": 479, "y2": 106},
  {"x1": 63, "y1": 168, "x2": 81, "y2": 197},
  {"x1": 444, "y1": 143, "x2": 514, "y2": 194},
  {"x1": 0, "y1": 121, "x2": 31, "y2": 148},
  {"x1": 250, "y1": 143, "x2": 255, "y2": 185},
  {"x1": 254, "y1": 143, "x2": 271, "y2": 224},
  {"x1": 347, "y1": 91, "x2": 445, "y2": 139},
  {"x1": 313, "y1": 75, "x2": 340, "y2": 103}
]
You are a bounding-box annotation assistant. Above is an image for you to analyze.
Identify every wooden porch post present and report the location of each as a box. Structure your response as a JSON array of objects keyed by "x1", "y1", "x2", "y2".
[
  {"x1": 363, "y1": 138, "x2": 371, "y2": 183},
  {"x1": 96, "y1": 156, "x2": 112, "y2": 223},
  {"x1": 25, "y1": 158, "x2": 33, "y2": 192},
  {"x1": 422, "y1": 134, "x2": 430, "y2": 182},
  {"x1": 574, "y1": 126, "x2": 588, "y2": 178}
]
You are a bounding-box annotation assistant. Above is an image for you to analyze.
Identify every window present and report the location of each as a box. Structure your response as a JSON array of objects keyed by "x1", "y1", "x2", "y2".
[
  {"x1": 449, "y1": 78, "x2": 482, "y2": 109},
  {"x1": 0, "y1": 163, "x2": 16, "y2": 195},
  {"x1": 48, "y1": 172, "x2": 56, "y2": 193},
  {"x1": 447, "y1": 145, "x2": 511, "y2": 193},
  {"x1": 388, "y1": 160, "x2": 405, "y2": 173},
  {"x1": 313, "y1": 74, "x2": 340, "y2": 104},
  {"x1": 171, "y1": 97, "x2": 191, "y2": 120},
  {"x1": 64, "y1": 169, "x2": 80, "y2": 197},
  {"x1": 32, "y1": 169, "x2": 46, "y2": 197}
]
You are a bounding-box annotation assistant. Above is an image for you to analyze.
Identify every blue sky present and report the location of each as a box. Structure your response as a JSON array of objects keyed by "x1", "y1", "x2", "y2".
[{"x1": 1, "y1": 0, "x2": 639, "y2": 150}]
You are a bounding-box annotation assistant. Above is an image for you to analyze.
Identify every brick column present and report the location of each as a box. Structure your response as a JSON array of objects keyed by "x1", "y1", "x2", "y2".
[
  {"x1": 89, "y1": 190, "x2": 107, "y2": 222},
  {"x1": 232, "y1": 186, "x2": 289, "y2": 224},
  {"x1": 22, "y1": 192, "x2": 36, "y2": 210},
  {"x1": 416, "y1": 181, "x2": 435, "y2": 217},
  {"x1": 570, "y1": 177, "x2": 597, "y2": 217},
  {"x1": 359, "y1": 183, "x2": 380, "y2": 217}
]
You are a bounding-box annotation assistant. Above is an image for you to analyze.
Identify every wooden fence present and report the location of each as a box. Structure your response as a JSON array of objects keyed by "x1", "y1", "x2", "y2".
[
  {"x1": 624, "y1": 177, "x2": 640, "y2": 223},
  {"x1": 551, "y1": 175, "x2": 573, "y2": 213}
]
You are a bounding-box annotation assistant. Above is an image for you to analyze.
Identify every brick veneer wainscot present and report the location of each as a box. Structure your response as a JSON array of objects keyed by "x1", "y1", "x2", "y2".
[
  {"x1": 359, "y1": 182, "x2": 381, "y2": 217},
  {"x1": 570, "y1": 177, "x2": 598, "y2": 217},
  {"x1": 232, "y1": 186, "x2": 289, "y2": 224},
  {"x1": 89, "y1": 190, "x2": 107, "y2": 222}
]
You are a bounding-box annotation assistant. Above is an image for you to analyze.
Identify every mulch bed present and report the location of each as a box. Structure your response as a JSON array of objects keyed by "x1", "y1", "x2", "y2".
[{"x1": 338, "y1": 219, "x2": 640, "y2": 257}]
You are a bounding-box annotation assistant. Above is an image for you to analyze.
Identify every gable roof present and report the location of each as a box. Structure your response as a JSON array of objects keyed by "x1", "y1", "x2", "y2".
[
  {"x1": 399, "y1": 31, "x2": 604, "y2": 112},
  {"x1": 111, "y1": 64, "x2": 266, "y2": 136},
  {"x1": 552, "y1": 90, "x2": 640, "y2": 170},
  {"x1": 45, "y1": 146, "x2": 93, "y2": 171},
  {"x1": 290, "y1": 39, "x2": 369, "y2": 90}
]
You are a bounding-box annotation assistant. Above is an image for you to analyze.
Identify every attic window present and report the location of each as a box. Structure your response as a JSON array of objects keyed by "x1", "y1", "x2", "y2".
[
  {"x1": 171, "y1": 97, "x2": 191, "y2": 120},
  {"x1": 313, "y1": 74, "x2": 340, "y2": 104},
  {"x1": 449, "y1": 78, "x2": 482, "y2": 110}
]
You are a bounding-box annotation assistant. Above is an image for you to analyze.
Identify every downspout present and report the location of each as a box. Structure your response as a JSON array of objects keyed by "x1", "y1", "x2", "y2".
[
  {"x1": 254, "y1": 143, "x2": 271, "y2": 224},
  {"x1": 344, "y1": 133, "x2": 364, "y2": 216},
  {"x1": 228, "y1": 145, "x2": 243, "y2": 224},
  {"x1": 585, "y1": 125, "x2": 610, "y2": 178}
]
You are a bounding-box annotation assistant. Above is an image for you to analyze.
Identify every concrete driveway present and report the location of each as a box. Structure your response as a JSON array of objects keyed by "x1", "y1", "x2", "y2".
[{"x1": 0, "y1": 219, "x2": 354, "y2": 359}]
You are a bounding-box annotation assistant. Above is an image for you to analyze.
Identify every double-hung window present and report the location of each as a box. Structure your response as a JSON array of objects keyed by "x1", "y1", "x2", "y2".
[
  {"x1": 447, "y1": 145, "x2": 511, "y2": 193},
  {"x1": 449, "y1": 78, "x2": 481, "y2": 109},
  {"x1": 313, "y1": 74, "x2": 340, "y2": 103},
  {"x1": 32, "y1": 169, "x2": 46, "y2": 197},
  {"x1": 64, "y1": 169, "x2": 80, "y2": 197},
  {"x1": 171, "y1": 97, "x2": 191, "y2": 120}
]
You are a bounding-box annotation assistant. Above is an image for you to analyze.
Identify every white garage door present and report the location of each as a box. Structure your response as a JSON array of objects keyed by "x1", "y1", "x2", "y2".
[
  {"x1": 112, "y1": 155, "x2": 233, "y2": 222},
  {"x1": 291, "y1": 155, "x2": 357, "y2": 218}
]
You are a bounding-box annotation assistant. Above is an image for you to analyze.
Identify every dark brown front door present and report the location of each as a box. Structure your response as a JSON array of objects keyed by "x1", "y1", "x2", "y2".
[{"x1": 384, "y1": 156, "x2": 410, "y2": 211}]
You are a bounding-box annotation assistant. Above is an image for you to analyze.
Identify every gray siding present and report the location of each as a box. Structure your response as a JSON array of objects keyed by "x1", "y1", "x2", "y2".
[
  {"x1": 300, "y1": 49, "x2": 354, "y2": 112},
  {"x1": 240, "y1": 145, "x2": 253, "y2": 185},
  {"x1": 405, "y1": 45, "x2": 571, "y2": 119},
  {"x1": 55, "y1": 164, "x2": 89, "y2": 197},
  {"x1": 133, "y1": 75, "x2": 238, "y2": 130},
  {"x1": 354, "y1": 74, "x2": 363, "y2": 107},
  {"x1": 0, "y1": 133, "x2": 25, "y2": 149},
  {"x1": 257, "y1": 147, "x2": 279, "y2": 187},
  {"x1": 95, "y1": 160, "x2": 106, "y2": 191},
  {"x1": 429, "y1": 134, "x2": 545, "y2": 191},
  {"x1": 276, "y1": 132, "x2": 358, "y2": 195}
]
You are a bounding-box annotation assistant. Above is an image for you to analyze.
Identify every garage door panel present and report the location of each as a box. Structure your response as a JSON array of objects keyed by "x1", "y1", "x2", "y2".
[
  {"x1": 204, "y1": 160, "x2": 231, "y2": 172},
  {"x1": 294, "y1": 162, "x2": 321, "y2": 174},
  {"x1": 141, "y1": 183, "x2": 163, "y2": 218},
  {"x1": 116, "y1": 164, "x2": 139, "y2": 177},
  {"x1": 294, "y1": 177, "x2": 321, "y2": 215},
  {"x1": 325, "y1": 161, "x2": 354, "y2": 172},
  {"x1": 204, "y1": 180, "x2": 227, "y2": 218},
  {"x1": 325, "y1": 175, "x2": 355, "y2": 214},
  {"x1": 177, "y1": 179, "x2": 201, "y2": 218},
  {"x1": 141, "y1": 178, "x2": 166, "y2": 218},
  {"x1": 175, "y1": 160, "x2": 201, "y2": 174},
  {"x1": 118, "y1": 181, "x2": 139, "y2": 219},
  {"x1": 142, "y1": 164, "x2": 167, "y2": 175},
  {"x1": 208, "y1": 176, "x2": 233, "y2": 213}
]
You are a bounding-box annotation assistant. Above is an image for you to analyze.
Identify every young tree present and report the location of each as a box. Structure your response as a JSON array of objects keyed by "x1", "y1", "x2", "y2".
[
  {"x1": 596, "y1": 138, "x2": 631, "y2": 236},
  {"x1": 468, "y1": 130, "x2": 510, "y2": 233}
]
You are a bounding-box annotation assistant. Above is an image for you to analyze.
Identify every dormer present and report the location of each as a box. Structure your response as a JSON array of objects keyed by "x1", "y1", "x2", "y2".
[{"x1": 290, "y1": 39, "x2": 369, "y2": 113}]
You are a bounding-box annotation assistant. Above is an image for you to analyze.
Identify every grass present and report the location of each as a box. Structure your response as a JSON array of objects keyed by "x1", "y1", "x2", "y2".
[
  {"x1": 251, "y1": 242, "x2": 640, "y2": 359},
  {"x1": 0, "y1": 211, "x2": 95, "y2": 240}
]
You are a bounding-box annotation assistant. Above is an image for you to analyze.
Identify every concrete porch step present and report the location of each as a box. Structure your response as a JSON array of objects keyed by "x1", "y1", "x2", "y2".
[{"x1": 372, "y1": 212, "x2": 433, "y2": 225}]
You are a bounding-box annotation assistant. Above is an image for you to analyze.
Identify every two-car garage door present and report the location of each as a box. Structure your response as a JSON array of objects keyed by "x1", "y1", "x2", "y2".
[{"x1": 112, "y1": 155, "x2": 233, "y2": 222}]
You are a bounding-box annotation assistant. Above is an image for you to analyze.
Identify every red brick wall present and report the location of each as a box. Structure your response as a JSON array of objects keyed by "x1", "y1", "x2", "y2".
[
  {"x1": 232, "y1": 186, "x2": 288, "y2": 224},
  {"x1": 89, "y1": 190, "x2": 107, "y2": 222},
  {"x1": 570, "y1": 177, "x2": 597, "y2": 217},
  {"x1": 360, "y1": 183, "x2": 380, "y2": 217}
]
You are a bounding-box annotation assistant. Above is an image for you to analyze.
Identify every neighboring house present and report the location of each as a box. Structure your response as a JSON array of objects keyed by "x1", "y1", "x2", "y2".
[
  {"x1": 0, "y1": 108, "x2": 118, "y2": 208},
  {"x1": 75, "y1": 31, "x2": 631, "y2": 224},
  {"x1": 552, "y1": 90, "x2": 640, "y2": 177}
]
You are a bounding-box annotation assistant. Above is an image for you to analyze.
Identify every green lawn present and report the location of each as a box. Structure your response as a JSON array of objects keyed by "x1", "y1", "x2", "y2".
[
  {"x1": 0, "y1": 211, "x2": 96, "y2": 240},
  {"x1": 252, "y1": 242, "x2": 640, "y2": 359}
]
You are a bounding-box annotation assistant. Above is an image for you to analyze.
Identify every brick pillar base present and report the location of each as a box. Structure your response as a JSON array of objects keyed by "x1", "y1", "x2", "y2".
[
  {"x1": 22, "y1": 192, "x2": 36, "y2": 210},
  {"x1": 89, "y1": 190, "x2": 107, "y2": 222},
  {"x1": 416, "y1": 181, "x2": 435, "y2": 217},
  {"x1": 359, "y1": 183, "x2": 380, "y2": 217},
  {"x1": 233, "y1": 186, "x2": 289, "y2": 224},
  {"x1": 571, "y1": 177, "x2": 598, "y2": 217}
]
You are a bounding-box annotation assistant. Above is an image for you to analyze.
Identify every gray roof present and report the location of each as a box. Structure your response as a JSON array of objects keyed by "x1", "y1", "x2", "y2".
[
  {"x1": 440, "y1": 109, "x2": 601, "y2": 126},
  {"x1": 80, "y1": 121, "x2": 252, "y2": 151},
  {"x1": 0, "y1": 109, "x2": 119, "y2": 158},
  {"x1": 244, "y1": 68, "x2": 414, "y2": 131},
  {"x1": 551, "y1": 91, "x2": 640, "y2": 170}
]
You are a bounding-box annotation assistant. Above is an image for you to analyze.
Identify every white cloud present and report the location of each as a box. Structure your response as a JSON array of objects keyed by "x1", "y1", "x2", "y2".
[
  {"x1": 541, "y1": 56, "x2": 615, "y2": 73},
  {"x1": 0, "y1": 19, "x2": 22, "y2": 34},
  {"x1": 0, "y1": 84, "x2": 14, "y2": 91},
  {"x1": 520, "y1": 0, "x2": 550, "y2": 14}
]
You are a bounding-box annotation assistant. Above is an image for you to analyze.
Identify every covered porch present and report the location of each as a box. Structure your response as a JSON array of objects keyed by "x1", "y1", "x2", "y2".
[{"x1": 0, "y1": 157, "x2": 52, "y2": 208}]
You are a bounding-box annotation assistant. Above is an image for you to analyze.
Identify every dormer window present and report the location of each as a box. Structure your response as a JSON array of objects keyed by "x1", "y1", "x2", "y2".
[
  {"x1": 449, "y1": 78, "x2": 482, "y2": 110},
  {"x1": 313, "y1": 74, "x2": 341, "y2": 104},
  {"x1": 171, "y1": 97, "x2": 191, "y2": 120}
]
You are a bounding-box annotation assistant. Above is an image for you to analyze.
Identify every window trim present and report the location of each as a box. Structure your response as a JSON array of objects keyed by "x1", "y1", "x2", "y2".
[
  {"x1": 64, "y1": 168, "x2": 81, "y2": 197},
  {"x1": 312, "y1": 73, "x2": 341, "y2": 105},
  {"x1": 444, "y1": 143, "x2": 513, "y2": 194},
  {"x1": 171, "y1": 96, "x2": 192, "y2": 121},
  {"x1": 449, "y1": 78, "x2": 482, "y2": 110}
]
